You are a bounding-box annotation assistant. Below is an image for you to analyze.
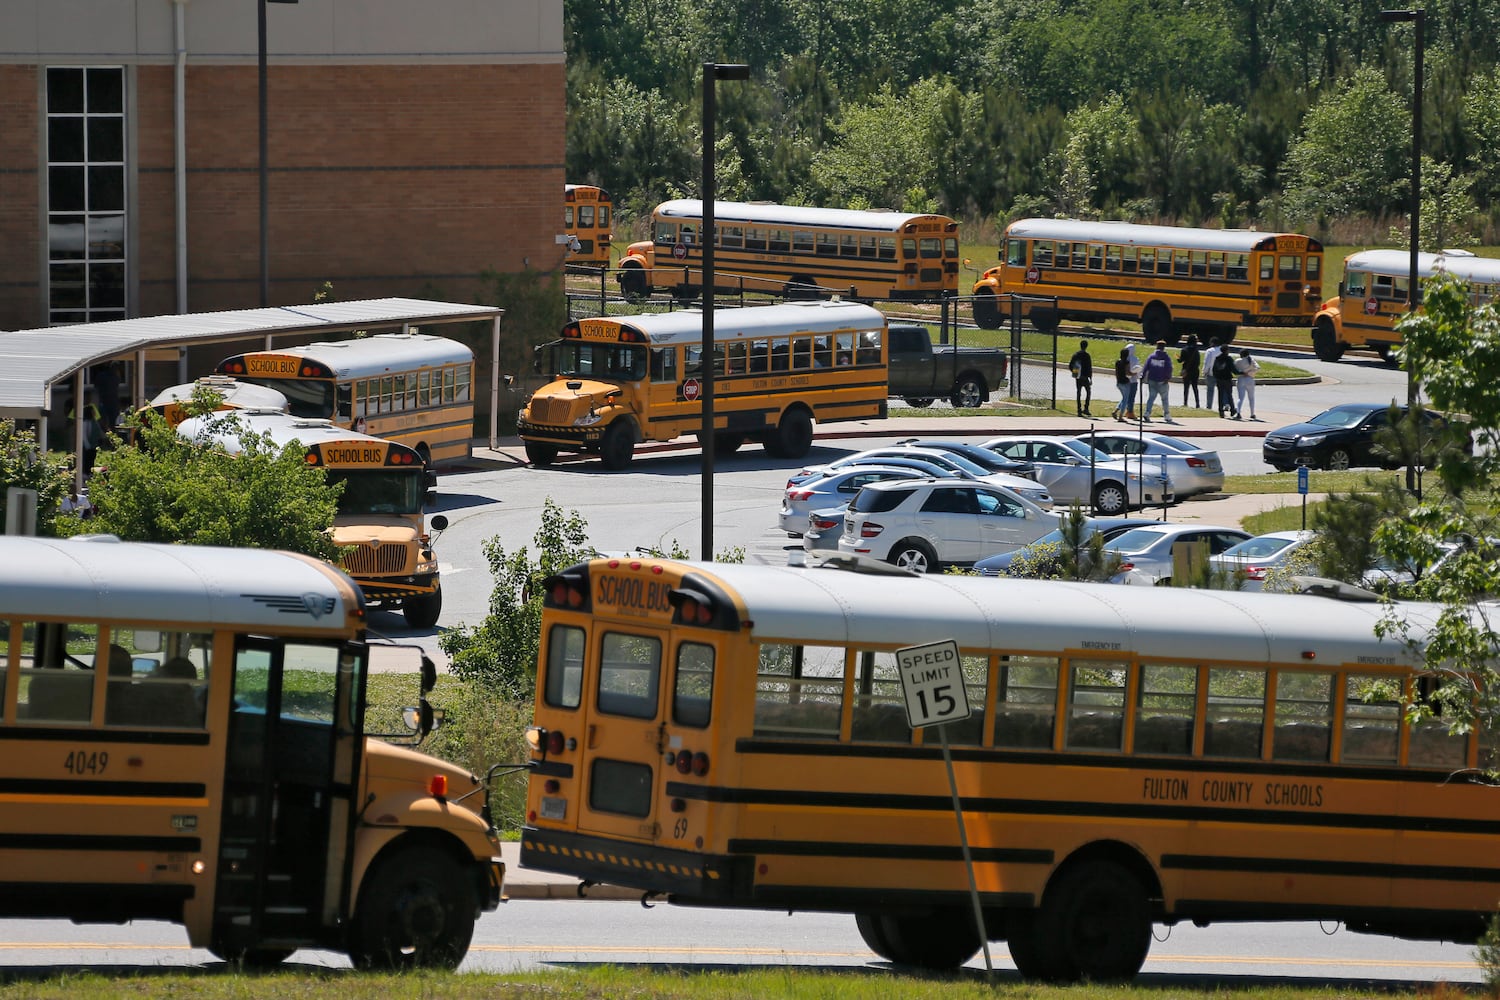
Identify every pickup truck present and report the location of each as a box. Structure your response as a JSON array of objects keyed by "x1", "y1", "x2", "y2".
[{"x1": 886, "y1": 323, "x2": 1008, "y2": 409}]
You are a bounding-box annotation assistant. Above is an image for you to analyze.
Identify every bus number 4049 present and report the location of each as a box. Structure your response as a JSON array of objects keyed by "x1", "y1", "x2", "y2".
[{"x1": 64, "y1": 750, "x2": 109, "y2": 775}]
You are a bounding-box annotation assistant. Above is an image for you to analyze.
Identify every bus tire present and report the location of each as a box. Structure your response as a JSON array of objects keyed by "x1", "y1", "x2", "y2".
[
  {"x1": 1006, "y1": 912, "x2": 1066, "y2": 981},
  {"x1": 1029, "y1": 306, "x2": 1060, "y2": 332},
  {"x1": 1311, "y1": 320, "x2": 1346, "y2": 362},
  {"x1": 1141, "y1": 304, "x2": 1171, "y2": 343},
  {"x1": 854, "y1": 912, "x2": 898, "y2": 961},
  {"x1": 1032, "y1": 860, "x2": 1151, "y2": 983},
  {"x1": 403, "y1": 588, "x2": 442, "y2": 629},
  {"x1": 350, "y1": 845, "x2": 477, "y2": 971},
  {"x1": 888, "y1": 540, "x2": 937, "y2": 574},
  {"x1": 950, "y1": 374, "x2": 988, "y2": 410},
  {"x1": 783, "y1": 277, "x2": 820, "y2": 300},
  {"x1": 599, "y1": 421, "x2": 635, "y2": 470},
  {"x1": 973, "y1": 292, "x2": 1002, "y2": 330},
  {"x1": 766, "y1": 408, "x2": 814, "y2": 459},
  {"x1": 524, "y1": 441, "x2": 559, "y2": 466},
  {"x1": 870, "y1": 908, "x2": 981, "y2": 970},
  {"x1": 208, "y1": 943, "x2": 294, "y2": 968},
  {"x1": 618, "y1": 267, "x2": 647, "y2": 303},
  {"x1": 714, "y1": 432, "x2": 746, "y2": 455},
  {"x1": 1093, "y1": 481, "x2": 1129, "y2": 516}
]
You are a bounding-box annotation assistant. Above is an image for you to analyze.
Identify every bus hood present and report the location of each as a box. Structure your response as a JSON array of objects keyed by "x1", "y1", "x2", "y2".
[
  {"x1": 361, "y1": 738, "x2": 488, "y2": 824},
  {"x1": 527, "y1": 379, "x2": 623, "y2": 426},
  {"x1": 330, "y1": 518, "x2": 424, "y2": 546}
]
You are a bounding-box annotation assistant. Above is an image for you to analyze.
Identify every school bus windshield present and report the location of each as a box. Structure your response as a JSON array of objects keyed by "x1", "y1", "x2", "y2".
[
  {"x1": 552, "y1": 342, "x2": 646, "y2": 381},
  {"x1": 237, "y1": 375, "x2": 336, "y2": 419},
  {"x1": 325, "y1": 469, "x2": 424, "y2": 516}
]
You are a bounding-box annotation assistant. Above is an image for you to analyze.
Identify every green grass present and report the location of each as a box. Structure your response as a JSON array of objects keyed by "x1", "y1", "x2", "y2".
[{"x1": 0, "y1": 966, "x2": 1469, "y2": 999}]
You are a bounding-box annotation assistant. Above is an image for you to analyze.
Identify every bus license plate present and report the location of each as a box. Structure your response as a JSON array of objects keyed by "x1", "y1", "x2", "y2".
[{"x1": 539, "y1": 796, "x2": 567, "y2": 821}]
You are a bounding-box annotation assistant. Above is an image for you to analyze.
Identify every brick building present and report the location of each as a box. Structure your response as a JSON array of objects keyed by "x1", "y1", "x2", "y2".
[{"x1": 0, "y1": 1, "x2": 564, "y2": 332}]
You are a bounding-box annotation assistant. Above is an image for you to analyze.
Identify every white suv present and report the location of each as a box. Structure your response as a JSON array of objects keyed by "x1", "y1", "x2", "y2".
[{"x1": 837, "y1": 478, "x2": 1060, "y2": 573}]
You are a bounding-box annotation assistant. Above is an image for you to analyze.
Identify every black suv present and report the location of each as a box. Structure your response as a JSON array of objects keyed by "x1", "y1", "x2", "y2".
[{"x1": 1262, "y1": 403, "x2": 1458, "y2": 471}]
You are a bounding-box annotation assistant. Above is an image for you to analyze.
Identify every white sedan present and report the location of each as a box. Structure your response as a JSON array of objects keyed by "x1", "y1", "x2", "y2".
[
  {"x1": 1077, "y1": 430, "x2": 1225, "y2": 497},
  {"x1": 980, "y1": 435, "x2": 1173, "y2": 515}
]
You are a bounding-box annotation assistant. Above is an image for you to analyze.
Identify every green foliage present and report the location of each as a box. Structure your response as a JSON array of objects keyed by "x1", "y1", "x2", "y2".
[
  {"x1": 1284, "y1": 66, "x2": 1410, "y2": 225},
  {"x1": 0, "y1": 420, "x2": 73, "y2": 536},
  {"x1": 440, "y1": 499, "x2": 595, "y2": 700},
  {"x1": 1001, "y1": 506, "x2": 1122, "y2": 582},
  {"x1": 1382, "y1": 157, "x2": 1481, "y2": 251},
  {"x1": 82, "y1": 400, "x2": 341, "y2": 558}
]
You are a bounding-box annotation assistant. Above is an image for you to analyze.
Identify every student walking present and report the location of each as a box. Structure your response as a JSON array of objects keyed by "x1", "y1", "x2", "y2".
[
  {"x1": 1202, "y1": 338, "x2": 1222, "y2": 412},
  {"x1": 1141, "y1": 341, "x2": 1175, "y2": 423},
  {"x1": 1179, "y1": 334, "x2": 1201, "y2": 409},
  {"x1": 1235, "y1": 349, "x2": 1260, "y2": 420},
  {"x1": 1111, "y1": 347, "x2": 1135, "y2": 422},
  {"x1": 1068, "y1": 340, "x2": 1093, "y2": 417},
  {"x1": 1210, "y1": 345, "x2": 1239, "y2": 419}
]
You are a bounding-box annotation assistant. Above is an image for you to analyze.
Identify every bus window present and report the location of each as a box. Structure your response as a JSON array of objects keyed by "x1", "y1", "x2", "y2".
[
  {"x1": 769, "y1": 337, "x2": 790, "y2": 371},
  {"x1": 1204, "y1": 667, "x2": 1265, "y2": 758},
  {"x1": 879, "y1": 237, "x2": 896, "y2": 261},
  {"x1": 679, "y1": 224, "x2": 696, "y2": 245},
  {"x1": 945, "y1": 236, "x2": 959, "y2": 258},
  {"x1": 1138, "y1": 247, "x2": 1155, "y2": 274},
  {"x1": 1072, "y1": 243, "x2": 1087, "y2": 269},
  {"x1": 417, "y1": 370, "x2": 430, "y2": 407},
  {"x1": 814, "y1": 335, "x2": 833, "y2": 369},
  {"x1": 1408, "y1": 677, "x2": 1467, "y2": 768},
  {"x1": 1227, "y1": 253, "x2": 1249, "y2": 281},
  {"x1": 17, "y1": 621, "x2": 97, "y2": 723},
  {"x1": 1033, "y1": 241, "x2": 1053, "y2": 266},
  {"x1": 1190, "y1": 251, "x2": 1207, "y2": 277},
  {"x1": 564, "y1": 205, "x2": 575, "y2": 228},
  {"x1": 1066, "y1": 660, "x2": 1126, "y2": 750},
  {"x1": 859, "y1": 236, "x2": 877, "y2": 259},
  {"x1": 403, "y1": 374, "x2": 417, "y2": 410},
  {"x1": 1374, "y1": 274, "x2": 1397, "y2": 300},
  {"x1": 1279, "y1": 255, "x2": 1302, "y2": 281},
  {"x1": 721, "y1": 225, "x2": 742, "y2": 249},
  {"x1": 1344, "y1": 673, "x2": 1400, "y2": 764},
  {"x1": 1260, "y1": 254, "x2": 1274, "y2": 281},
  {"x1": 1006, "y1": 239, "x2": 1026, "y2": 266},
  {"x1": 654, "y1": 221, "x2": 677, "y2": 245},
  {"x1": 745, "y1": 228, "x2": 766, "y2": 251},
  {"x1": 994, "y1": 655, "x2": 1058, "y2": 749},
  {"x1": 726, "y1": 341, "x2": 748, "y2": 375},
  {"x1": 920, "y1": 237, "x2": 942, "y2": 259},
  {"x1": 856, "y1": 328, "x2": 882, "y2": 364},
  {"x1": 1174, "y1": 250, "x2": 1191, "y2": 277},
  {"x1": 1207, "y1": 252, "x2": 1225, "y2": 279},
  {"x1": 672, "y1": 642, "x2": 714, "y2": 728},
  {"x1": 1105, "y1": 245, "x2": 1122, "y2": 272},
  {"x1": 598, "y1": 204, "x2": 610, "y2": 229},
  {"x1": 336, "y1": 383, "x2": 353, "y2": 422},
  {"x1": 1271, "y1": 670, "x2": 1332, "y2": 762},
  {"x1": 107, "y1": 628, "x2": 211, "y2": 729},
  {"x1": 443, "y1": 369, "x2": 456, "y2": 404},
  {"x1": 794, "y1": 230, "x2": 814, "y2": 253},
  {"x1": 597, "y1": 632, "x2": 661, "y2": 720},
  {"x1": 943, "y1": 655, "x2": 989, "y2": 747},
  {"x1": 379, "y1": 376, "x2": 393, "y2": 414},
  {"x1": 840, "y1": 234, "x2": 857, "y2": 257},
  {"x1": 1157, "y1": 249, "x2": 1172, "y2": 276},
  {"x1": 769, "y1": 229, "x2": 791, "y2": 253},
  {"x1": 1134, "y1": 663, "x2": 1196, "y2": 755},
  {"x1": 816, "y1": 233, "x2": 837, "y2": 257},
  {"x1": 389, "y1": 375, "x2": 405, "y2": 412},
  {"x1": 1121, "y1": 248, "x2": 1138, "y2": 274},
  {"x1": 543, "y1": 624, "x2": 584, "y2": 709},
  {"x1": 0, "y1": 620, "x2": 9, "y2": 717},
  {"x1": 1087, "y1": 244, "x2": 1104, "y2": 271},
  {"x1": 1306, "y1": 255, "x2": 1320, "y2": 284},
  {"x1": 579, "y1": 206, "x2": 595, "y2": 228},
  {"x1": 902, "y1": 238, "x2": 917, "y2": 260},
  {"x1": 791, "y1": 336, "x2": 812, "y2": 370},
  {"x1": 851, "y1": 650, "x2": 911, "y2": 743},
  {"x1": 1345, "y1": 271, "x2": 1367, "y2": 297},
  {"x1": 754, "y1": 642, "x2": 842, "y2": 739}
]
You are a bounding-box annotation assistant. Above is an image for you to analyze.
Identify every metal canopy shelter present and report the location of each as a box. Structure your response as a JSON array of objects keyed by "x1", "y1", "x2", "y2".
[{"x1": 0, "y1": 298, "x2": 505, "y2": 486}]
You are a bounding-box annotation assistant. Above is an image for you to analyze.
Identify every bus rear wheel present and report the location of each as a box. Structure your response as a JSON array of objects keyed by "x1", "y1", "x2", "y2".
[
  {"x1": 1029, "y1": 860, "x2": 1151, "y2": 983},
  {"x1": 403, "y1": 588, "x2": 442, "y2": 629},
  {"x1": 208, "y1": 943, "x2": 294, "y2": 968},
  {"x1": 862, "y1": 908, "x2": 980, "y2": 970},
  {"x1": 350, "y1": 846, "x2": 477, "y2": 971},
  {"x1": 765, "y1": 409, "x2": 813, "y2": 459},
  {"x1": 1141, "y1": 304, "x2": 1172, "y2": 343},
  {"x1": 599, "y1": 421, "x2": 635, "y2": 470},
  {"x1": 1029, "y1": 306, "x2": 1060, "y2": 332},
  {"x1": 972, "y1": 292, "x2": 1002, "y2": 330}
]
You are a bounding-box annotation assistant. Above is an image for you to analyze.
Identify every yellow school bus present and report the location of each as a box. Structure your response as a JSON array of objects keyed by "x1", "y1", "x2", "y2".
[
  {"x1": 215, "y1": 332, "x2": 475, "y2": 473},
  {"x1": 974, "y1": 218, "x2": 1323, "y2": 343},
  {"x1": 565, "y1": 184, "x2": 613, "y2": 268},
  {"x1": 1311, "y1": 249, "x2": 1500, "y2": 361},
  {"x1": 0, "y1": 536, "x2": 502, "y2": 968},
  {"x1": 178, "y1": 409, "x2": 447, "y2": 628},
  {"x1": 520, "y1": 556, "x2": 1491, "y2": 982},
  {"x1": 617, "y1": 200, "x2": 960, "y2": 301},
  {"x1": 516, "y1": 300, "x2": 888, "y2": 470}
]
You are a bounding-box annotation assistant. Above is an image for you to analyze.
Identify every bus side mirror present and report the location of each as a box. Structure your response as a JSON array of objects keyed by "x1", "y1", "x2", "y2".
[
  {"x1": 1337, "y1": 281, "x2": 1345, "y2": 297},
  {"x1": 419, "y1": 654, "x2": 437, "y2": 694},
  {"x1": 429, "y1": 514, "x2": 448, "y2": 532}
]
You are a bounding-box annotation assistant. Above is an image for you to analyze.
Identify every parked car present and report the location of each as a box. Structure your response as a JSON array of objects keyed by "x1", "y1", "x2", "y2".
[
  {"x1": 837, "y1": 478, "x2": 1060, "y2": 573},
  {"x1": 801, "y1": 503, "x2": 849, "y2": 553},
  {"x1": 973, "y1": 516, "x2": 1166, "y2": 577},
  {"x1": 792, "y1": 447, "x2": 1053, "y2": 509},
  {"x1": 980, "y1": 435, "x2": 1173, "y2": 515},
  {"x1": 1261, "y1": 402, "x2": 1460, "y2": 471},
  {"x1": 779, "y1": 465, "x2": 923, "y2": 535},
  {"x1": 785, "y1": 453, "x2": 968, "y2": 489},
  {"x1": 893, "y1": 438, "x2": 1036, "y2": 479},
  {"x1": 1104, "y1": 524, "x2": 1252, "y2": 586},
  {"x1": 886, "y1": 323, "x2": 1009, "y2": 409},
  {"x1": 1082, "y1": 430, "x2": 1225, "y2": 497},
  {"x1": 1207, "y1": 530, "x2": 1316, "y2": 592},
  {"x1": 1360, "y1": 535, "x2": 1499, "y2": 592}
]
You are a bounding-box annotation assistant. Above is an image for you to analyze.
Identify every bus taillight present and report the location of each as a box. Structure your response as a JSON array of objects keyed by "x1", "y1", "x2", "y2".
[
  {"x1": 547, "y1": 729, "x2": 566, "y2": 755},
  {"x1": 544, "y1": 571, "x2": 588, "y2": 610},
  {"x1": 670, "y1": 592, "x2": 714, "y2": 626},
  {"x1": 692, "y1": 751, "x2": 709, "y2": 776}
]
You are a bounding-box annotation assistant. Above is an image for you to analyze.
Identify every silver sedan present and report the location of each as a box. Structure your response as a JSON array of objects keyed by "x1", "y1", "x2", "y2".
[
  {"x1": 779, "y1": 465, "x2": 923, "y2": 536},
  {"x1": 980, "y1": 435, "x2": 1173, "y2": 515},
  {"x1": 1078, "y1": 430, "x2": 1225, "y2": 497}
]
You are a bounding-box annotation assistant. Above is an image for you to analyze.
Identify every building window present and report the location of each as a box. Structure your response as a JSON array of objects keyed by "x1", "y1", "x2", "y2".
[{"x1": 47, "y1": 66, "x2": 127, "y2": 325}]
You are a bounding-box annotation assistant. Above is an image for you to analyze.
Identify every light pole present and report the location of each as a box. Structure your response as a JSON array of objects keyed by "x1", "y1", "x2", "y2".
[
  {"x1": 259, "y1": 0, "x2": 299, "y2": 308},
  {"x1": 1382, "y1": 7, "x2": 1424, "y2": 495},
  {"x1": 700, "y1": 62, "x2": 749, "y2": 561}
]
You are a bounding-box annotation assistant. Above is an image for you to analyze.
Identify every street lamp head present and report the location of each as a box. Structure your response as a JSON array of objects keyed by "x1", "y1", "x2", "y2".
[
  {"x1": 1380, "y1": 8, "x2": 1422, "y2": 21},
  {"x1": 708, "y1": 63, "x2": 751, "y2": 81}
]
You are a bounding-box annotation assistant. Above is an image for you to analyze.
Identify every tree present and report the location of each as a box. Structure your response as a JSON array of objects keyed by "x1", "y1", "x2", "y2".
[
  {"x1": 0, "y1": 420, "x2": 73, "y2": 536},
  {"x1": 82, "y1": 395, "x2": 341, "y2": 559},
  {"x1": 1002, "y1": 507, "x2": 1123, "y2": 582},
  {"x1": 1283, "y1": 66, "x2": 1410, "y2": 225}
]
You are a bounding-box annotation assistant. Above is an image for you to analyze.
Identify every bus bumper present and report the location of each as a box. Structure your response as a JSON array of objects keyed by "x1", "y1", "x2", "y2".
[
  {"x1": 520, "y1": 826, "x2": 747, "y2": 901},
  {"x1": 517, "y1": 422, "x2": 604, "y2": 451},
  {"x1": 357, "y1": 572, "x2": 439, "y2": 603}
]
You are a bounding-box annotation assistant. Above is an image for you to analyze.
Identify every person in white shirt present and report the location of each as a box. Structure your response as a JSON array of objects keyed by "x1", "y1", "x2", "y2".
[
  {"x1": 1202, "y1": 339, "x2": 1222, "y2": 412},
  {"x1": 1234, "y1": 349, "x2": 1260, "y2": 420}
]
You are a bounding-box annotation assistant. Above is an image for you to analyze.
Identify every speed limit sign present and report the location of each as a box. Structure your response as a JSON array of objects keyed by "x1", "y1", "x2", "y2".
[{"x1": 896, "y1": 639, "x2": 970, "y2": 728}]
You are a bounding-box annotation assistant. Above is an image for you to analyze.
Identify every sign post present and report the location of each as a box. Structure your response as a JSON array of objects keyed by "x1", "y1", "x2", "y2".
[
  {"x1": 1297, "y1": 463, "x2": 1310, "y2": 530},
  {"x1": 896, "y1": 639, "x2": 993, "y2": 977}
]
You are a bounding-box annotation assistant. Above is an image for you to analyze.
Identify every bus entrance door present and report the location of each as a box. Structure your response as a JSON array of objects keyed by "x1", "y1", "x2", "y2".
[
  {"x1": 575, "y1": 628, "x2": 668, "y2": 844},
  {"x1": 212, "y1": 638, "x2": 363, "y2": 957}
]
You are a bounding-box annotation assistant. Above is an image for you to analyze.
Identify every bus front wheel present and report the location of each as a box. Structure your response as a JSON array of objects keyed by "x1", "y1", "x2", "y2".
[
  {"x1": 1311, "y1": 320, "x2": 1346, "y2": 362},
  {"x1": 765, "y1": 409, "x2": 814, "y2": 459},
  {"x1": 403, "y1": 588, "x2": 442, "y2": 629},
  {"x1": 972, "y1": 292, "x2": 1002, "y2": 330},
  {"x1": 524, "y1": 441, "x2": 559, "y2": 466},
  {"x1": 619, "y1": 268, "x2": 647, "y2": 303},
  {"x1": 208, "y1": 943, "x2": 294, "y2": 968},
  {"x1": 350, "y1": 846, "x2": 477, "y2": 971},
  {"x1": 862, "y1": 908, "x2": 980, "y2": 969},
  {"x1": 599, "y1": 421, "x2": 635, "y2": 470}
]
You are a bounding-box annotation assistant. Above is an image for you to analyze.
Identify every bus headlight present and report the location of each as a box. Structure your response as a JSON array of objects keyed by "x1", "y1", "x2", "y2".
[{"x1": 573, "y1": 412, "x2": 603, "y2": 426}]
